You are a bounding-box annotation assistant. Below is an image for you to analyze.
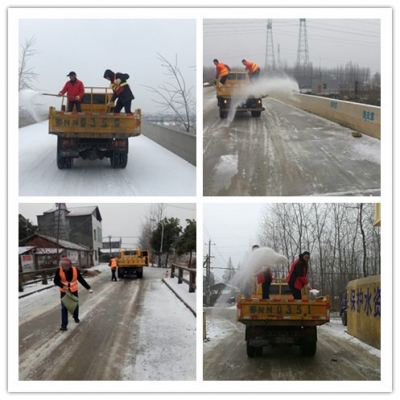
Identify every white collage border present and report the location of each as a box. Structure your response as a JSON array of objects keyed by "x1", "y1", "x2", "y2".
[{"x1": 6, "y1": 3, "x2": 394, "y2": 396}]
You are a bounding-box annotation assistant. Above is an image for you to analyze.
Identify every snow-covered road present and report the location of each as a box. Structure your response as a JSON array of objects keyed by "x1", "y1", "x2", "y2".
[
  {"x1": 18, "y1": 264, "x2": 196, "y2": 381},
  {"x1": 18, "y1": 121, "x2": 196, "y2": 196},
  {"x1": 203, "y1": 306, "x2": 381, "y2": 381},
  {"x1": 203, "y1": 89, "x2": 381, "y2": 196}
]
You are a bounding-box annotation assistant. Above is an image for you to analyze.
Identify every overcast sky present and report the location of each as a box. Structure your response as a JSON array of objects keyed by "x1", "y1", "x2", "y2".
[
  {"x1": 19, "y1": 203, "x2": 196, "y2": 247},
  {"x1": 204, "y1": 18, "x2": 381, "y2": 73},
  {"x1": 203, "y1": 203, "x2": 265, "y2": 279},
  {"x1": 17, "y1": 16, "x2": 196, "y2": 114}
]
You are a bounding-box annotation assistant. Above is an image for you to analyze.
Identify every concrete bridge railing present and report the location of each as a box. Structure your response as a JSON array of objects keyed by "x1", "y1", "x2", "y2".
[
  {"x1": 142, "y1": 121, "x2": 196, "y2": 166},
  {"x1": 269, "y1": 92, "x2": 380, "y2": 140}
]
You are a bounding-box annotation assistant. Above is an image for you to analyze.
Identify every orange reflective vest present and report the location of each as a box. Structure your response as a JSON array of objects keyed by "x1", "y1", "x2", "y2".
[
  {"x1": 244, "y1": 61, "x2": 260, "y2": 74},
  {"x1": 110, "y1": 79, "x2": 128, "y2": 96},
  {"x1": 216, "y1": 63, "x2": 230, "y2": 78},
  {"x1": 59, "y1": 266, "x2": 78, "y2": 293},
  {"x1": 110, "y1": 258, "x2": 117, "y2": 269}
]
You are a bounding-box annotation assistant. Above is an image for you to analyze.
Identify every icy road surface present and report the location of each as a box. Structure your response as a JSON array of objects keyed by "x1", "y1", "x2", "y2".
[
  {"x1": 203, "y1": 88, "x2": 381, "y2": 196},
  {"x1": 203, "y1": 307, "x2": 380, "y2": 381},
  {"x1": 18, "y1": 265, "x2": 196, "y2": 381},
  {"x1": 18, "y1": 121, "x2": 196, "y2": 196}
]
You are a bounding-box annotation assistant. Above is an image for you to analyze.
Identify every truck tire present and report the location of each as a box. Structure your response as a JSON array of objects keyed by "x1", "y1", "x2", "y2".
[
  {"x1": 219, "y1": 110, "x2": 227, "y2": 119},
  {"x1": 246, "y1": 341, "x2": 256, "y2": 358},
  {"x1": 119, "y1": 153, "x2": 128, "y2": 168},
  {"x1": 342, "y1": 311, "x2": 347, "y2": 326},
  {"x1": 57, "y1": 155, "x2": 66, "y2": 169},
  {"x1": 251, "y1": 111, "x2": 261, "y2": 117},
  {"x1": 300, "y1": 340, "x2": 317, "y2": 356},
  {"x1": 65, "y1": 157, "x2": 73, "y2": 169},
  {"x1": 57, "y1": 137, "x2": 65, "y2": 169},
  {"x1": 255, "y1": 347, "x2": 263, "y2": 357}
]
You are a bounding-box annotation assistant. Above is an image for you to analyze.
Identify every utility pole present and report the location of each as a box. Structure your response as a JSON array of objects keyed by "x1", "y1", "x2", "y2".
[{"x1": 204, "y1": 239, "x2": 212, "y2": 307}]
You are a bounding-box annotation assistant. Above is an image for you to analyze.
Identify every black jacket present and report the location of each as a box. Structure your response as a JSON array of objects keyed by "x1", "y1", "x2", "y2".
[{"x1": 104, "y1": 69, "x2": 134, "y2": 104}]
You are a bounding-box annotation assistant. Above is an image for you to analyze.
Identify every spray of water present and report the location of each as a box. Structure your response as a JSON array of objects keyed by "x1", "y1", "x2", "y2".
[
  {"x1": 212, "y1": 247, "x2": 289, "y2": 308},
  {"x1": 223, "y1": 74, "x2": 300, "y2": 127},
  {"x1": 19, "y1": 89, "x2": 55, "y2": 126}
]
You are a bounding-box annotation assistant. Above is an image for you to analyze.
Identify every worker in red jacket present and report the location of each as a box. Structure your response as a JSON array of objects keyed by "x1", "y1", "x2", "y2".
[
  {"x1": 213, "y1": 59, "x2": 231, "y2": 85},
  {"x1": 53, "y1": 257, "x2": 93, "y2": 331},
  {"x1": 58, "y1": 71, "x2": 85, "y2": 112},
  {"x1": 286, "y1": 251, "x2": 312, "y2": 300},
  {"x1": 242, "y1": 59, "x2": 261, "y2": 82},
  {"x1": 103, "y1": 69, "x2": 135, "y2": 114}
]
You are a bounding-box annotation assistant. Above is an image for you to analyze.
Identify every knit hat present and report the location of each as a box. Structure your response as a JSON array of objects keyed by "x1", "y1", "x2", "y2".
[
  {"x1": 67, "y1": 71, "x2": 76, "y2": 77},
  {"x1": 60, "y1": 257, "x2": 72, "y2": 267}
]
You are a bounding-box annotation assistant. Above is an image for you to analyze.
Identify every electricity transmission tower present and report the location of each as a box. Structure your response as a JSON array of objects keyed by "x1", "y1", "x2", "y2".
[
  {"x1": 296, "y1": 18, "x2": 311, "y2": 87},
  {"x1": 265, "y1": 19, "x2": 276, "y2": 71}
]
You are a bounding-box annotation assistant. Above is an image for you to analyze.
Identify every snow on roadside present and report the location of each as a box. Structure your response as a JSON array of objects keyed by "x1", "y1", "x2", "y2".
[
  {"x1": 121, "y1": 279, "x2": 196, "y2": 381},
  {"x1": 320, "y1": 313, "x2": 381, "y2": 358}
]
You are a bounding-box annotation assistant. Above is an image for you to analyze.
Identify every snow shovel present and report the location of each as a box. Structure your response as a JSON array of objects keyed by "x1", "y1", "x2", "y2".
[{"x1": 61, "y1": 290, "x2": 79, "y2": 314}]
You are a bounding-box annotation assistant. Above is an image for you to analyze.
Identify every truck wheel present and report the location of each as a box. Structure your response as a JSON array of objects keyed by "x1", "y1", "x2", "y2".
[
  {"x1": 251, "y1": 111, "x2": 261, "y2": 117},
  {"x1": 57, "y1": 155, "x2": 66, "y2": 169},
  {"x1": 219, "y1": 110, "x2": 227, "y2": 119},
  {"x1": 119, "y1": 153, "x2": 128, "y2": 168},
  {"x1": 65, "y1": 157, "x2": 73, "y2": 169},
  {"x1": 342, "y1": 311, "x2": 347, "y2": 326},
  {"x1": 246, "y1": 341, "x2": 256, "y2": 358},
  {"x1": 300, "y1": 340, "x2": 317, "y2": 356},
  {"x1": 255, "y1": 347, "x2": 263, "y2": 357},
  {"x1": 111, "y1": 153, "x2": 119, "y2": 168}
]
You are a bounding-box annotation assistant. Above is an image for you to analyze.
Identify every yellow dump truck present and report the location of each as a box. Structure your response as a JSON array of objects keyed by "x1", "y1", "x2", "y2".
[
  {"x1": 216, "y1": 70, "x2": 265, "y2": 119},
  {"x1": 48, "y1": 87, "x2": 141, "y2": 169},
  {"x1": 116, "y1": 249, "x2": 150, "y2": 279},
  {"x1": 236, "y1": 278, "x2": 330, "y2": 357}
]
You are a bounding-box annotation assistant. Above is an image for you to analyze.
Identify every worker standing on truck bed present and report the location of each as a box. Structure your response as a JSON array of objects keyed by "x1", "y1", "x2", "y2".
[
  {"x1": 213, "y1": 59, "x2": 231, "y2": 85},
  {"x1": 286, "y1": 251, "x2": 312, "y2": 300},
  {"x1": 252, "y1": 245, "x2": 274, "y2": 299},
  {"x1": 103, "y1": 69, "x2": 135, "y2": 114},
  {"x1": 58, "y1": 71, "x2": 85, "y2": 112},
  {"x1": 241, "y1": 59, "x2": 261, "y2": 82},
  {"x1": 53, "y1": 257, "x2": 93, "y2": 331},
  {"x1": 109, "y1": 256, "x2": 118, "y2": 282}
]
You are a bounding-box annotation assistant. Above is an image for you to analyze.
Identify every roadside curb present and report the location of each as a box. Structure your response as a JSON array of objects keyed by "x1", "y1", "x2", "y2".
[
  {"x1": 162, "y1": 278, "x2": 196, "y2": 317},
  {"x1": 18, "y1": 284, "x2": 55, "y2": 299}
]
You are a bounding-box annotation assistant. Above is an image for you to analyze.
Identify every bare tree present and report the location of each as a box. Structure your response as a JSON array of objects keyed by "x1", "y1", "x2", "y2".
[
  {"x1": 19, "y1": 36, "x2": 39, "y2": 91},
  {"x1": 143, "y1": 53, "x2": 196, "y2": 134}
]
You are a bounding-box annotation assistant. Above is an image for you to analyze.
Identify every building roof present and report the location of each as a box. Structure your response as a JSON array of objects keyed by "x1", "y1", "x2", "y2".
[
  {"x1": 67, "y1": 206, "x2": 102, "y2": 221},
  {"x1": 35, "y1": 234, "x2": 91, "y2": 251},
  {"x1": 19, "y1": 246, "x2": 36, "y2": 255},
  {"x1": 42, "y1": 205, "x2": 102, "y2": 221},
  {"x1": 210, "y1": 282, "x2": 240, "y2": 291}
]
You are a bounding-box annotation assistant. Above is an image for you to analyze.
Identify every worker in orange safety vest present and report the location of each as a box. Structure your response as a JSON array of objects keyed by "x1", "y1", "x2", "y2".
[
  {"x1": 241, "y1": 59, "x2": 261, "y2": 82},
  {"x1": 53, "y1": 257, "x2": 93, "y2": 331},
  {"x1": 109, "y1": 256, "x2": 118, "y2": 282},
  {"x1": 213, "y1": 59, "x2": 231, "y2": 85}
]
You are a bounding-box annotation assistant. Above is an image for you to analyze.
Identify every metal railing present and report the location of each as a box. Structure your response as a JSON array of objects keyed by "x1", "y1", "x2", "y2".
[{"x1": 170, "y1": 264, "x2": 196, "y2": 293}]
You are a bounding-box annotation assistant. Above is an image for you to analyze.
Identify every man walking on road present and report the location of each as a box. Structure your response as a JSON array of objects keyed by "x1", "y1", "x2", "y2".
[
  {"x1": 109, "y1": 256, "x2": 118, "y2": 282},
  {"x1": 53, "y1": 257, "x2": 93, "y2": 331}
]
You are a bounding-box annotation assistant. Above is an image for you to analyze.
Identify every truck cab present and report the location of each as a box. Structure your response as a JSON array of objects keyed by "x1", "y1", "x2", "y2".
[
  {"x1": 216, "y1": 70, "x2": 265, "y2": 119},
  {"x1": 117, "y1": 249, "x2": 150, "y2": 279}
]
